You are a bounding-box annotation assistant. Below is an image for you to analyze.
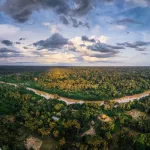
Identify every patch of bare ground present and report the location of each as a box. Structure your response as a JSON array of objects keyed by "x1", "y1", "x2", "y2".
[
  {"x1": 81, "y1": 127, "x2": 96, "y2": 137},
  {"x1": 125, "y1": 109, "x2": 147, "y2": 120},
  {"x1": 24, "y1": 136, "x2": 43, "y2": 150}
]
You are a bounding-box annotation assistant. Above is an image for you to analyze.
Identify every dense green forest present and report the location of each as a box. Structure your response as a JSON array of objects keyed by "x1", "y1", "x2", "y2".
[
  {"x1": 1, "y1": 67, "x2": 150, "y2": 100},
  {"x1": 0, "y1": 83, "x2": 150, "y2": 150}
]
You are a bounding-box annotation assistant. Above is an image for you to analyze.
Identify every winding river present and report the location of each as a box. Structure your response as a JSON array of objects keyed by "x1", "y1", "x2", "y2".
[{"x1": 1, "y1": 81, "x2": 150, "y2": 105}]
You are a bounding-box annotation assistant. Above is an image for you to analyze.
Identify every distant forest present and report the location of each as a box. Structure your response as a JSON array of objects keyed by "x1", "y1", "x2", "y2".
[{"x1": 1, "y1": 67, "x2": 150, "y2": 101}]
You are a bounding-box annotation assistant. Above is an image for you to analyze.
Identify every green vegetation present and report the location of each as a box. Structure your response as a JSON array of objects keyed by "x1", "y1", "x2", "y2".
[
  {"x1": 0, "y1": 82, "x2": 150, "y2": 150},
  {"x1": 1, "y1": 67, "x2": 150, "y2": 100}
]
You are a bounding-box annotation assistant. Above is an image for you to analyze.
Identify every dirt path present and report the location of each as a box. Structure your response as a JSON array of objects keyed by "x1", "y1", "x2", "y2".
[{"x1": 1, "y1": 81, "x2": 150, "y2": 105}]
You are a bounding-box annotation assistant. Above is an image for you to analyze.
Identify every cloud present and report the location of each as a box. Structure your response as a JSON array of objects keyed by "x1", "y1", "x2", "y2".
[
  {"x1": 0, "y1": 47, "x2": 22, "y2": 58},
  {"x1": 23, "y1": 46, "x2": 28, "y2": 49},
  {"x1": 59, "y1": 15, "x2": 69, "y2": 25},
  {"x1": 1, "y1": 0, "x2": 70, "y2": 23},
  {"x1": 1, "y1": 0, "x2": 96, "y2": 23},
  {"x1": 109, "y1": 25, "x2": 127, "y2": 30},
  {"x1": 70, "y1": 17, "x2": 83, "y2": 27},
  {"x1": 69, "y1": 35, "x2": 123, "y2": 60},
  {"x1": 82, "y1": 55, "x2": 122, "y2": 63},
  {"x1": 39, "y1": 52, "x2": 77, "y2": 63},
  {"x1": 81, "y1": 36, "x2": 96, "y2": 43},
  {"x1": 82, "y1": 55, "x2": 102, "y2": 62},
  {"x1": 117, "y1": 41, "x2": 150, "y2": 48},
  {"x1": 19, "y1": 38, "x2": 26, "y2": 41},
  {"x1": 141, "y1": 52, "x2": 148, "y2": 55},
  {"x1": 72, "y1": 0, "x2": 93, "y2": 16},
  {"x1": 87, "y1": 42, "x2": 124, "y2": 54},
  {"x1": 33, "y1": 33, "x2": 69, "y2": 50},
  {"x1": 1, "y1": 40, "x2": 13, "y2": 46},
  {"x1": 114, "y1": 19, "x2": 141, "y2": 25},
  {"x1": 136, "y1": 48, "x2": 146, "y2": 51},
  {"x1": 15, "y1": 42, "x2": 21, "y2": 45},
  {"x1": 80, "y1": 44, "x2": 86, "y2": 47},
  {"x1": 69, "y1": 35, "x2": 112, "y2": 57},
  {"x1": 126, "y1": 0, "x2": 150, "y2": 7},
  {"x1": 70, "y1": 17, "x2": 90, "y2": 29}
]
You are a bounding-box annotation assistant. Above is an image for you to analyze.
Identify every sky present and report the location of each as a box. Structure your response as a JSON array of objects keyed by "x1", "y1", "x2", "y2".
[{"x1": 0, "y1": 0, "x2": 150, "y2": 66}]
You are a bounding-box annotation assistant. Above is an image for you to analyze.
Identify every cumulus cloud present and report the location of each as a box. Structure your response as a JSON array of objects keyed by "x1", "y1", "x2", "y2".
[
  {"x1": 69, "y1": 35, "x2": 123, "y2": 60},
  {"x1": 1, "y1": 40, "x2": 13, "y2": 46},
  {"x1": 33, "y1": 33, "x2": 69, "y2": 50}
]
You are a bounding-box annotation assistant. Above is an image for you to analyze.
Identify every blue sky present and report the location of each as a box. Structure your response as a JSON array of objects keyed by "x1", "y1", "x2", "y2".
[{"x1": 0, "y1": 0, "x2": 150, "y2": 66}]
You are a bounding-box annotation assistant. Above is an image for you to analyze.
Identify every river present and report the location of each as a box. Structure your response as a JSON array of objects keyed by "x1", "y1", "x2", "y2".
[{"x1": 0, "y1": 81, "x2": 150, "y2": 105}]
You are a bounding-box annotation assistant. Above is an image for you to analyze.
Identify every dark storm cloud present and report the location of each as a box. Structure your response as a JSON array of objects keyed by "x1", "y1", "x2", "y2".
[
  {"x1": 114, "y1": 19, "x2": 142, "y2": 25},
  {"x1": 1, "y1": 0, "x2": 70, "y2": 23},
  {"x1": 82, "y1": 36, "x2": 96, "y2": 43},
  {"x1": 33, "y1": 33, "x2": 69, "y2": 50},
  {"x1": 117, "y1": 41, "x2": 150, "y2": 48},
  {"x1": 0, "y1": 47, "x2": 22, "y2": 58},
  {"x1": 59, "y1": 15, "x2": 69, "y2": 25},
  {"x1": 1, "y1": 0, "x2": 96, "y2": 23},
  {"x1": 1, "y1": 40, "x2": 13, "y2": 46}
]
